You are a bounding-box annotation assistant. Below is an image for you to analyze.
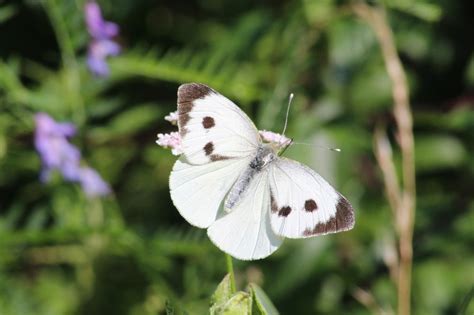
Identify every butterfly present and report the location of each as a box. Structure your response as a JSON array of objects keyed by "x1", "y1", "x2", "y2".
[{"x1": 169, "y1": 83, "x2": 355, "y2": 260}]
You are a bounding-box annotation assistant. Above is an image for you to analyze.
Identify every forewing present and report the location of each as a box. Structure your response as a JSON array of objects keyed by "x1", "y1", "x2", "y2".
[
  {"x1": 207, "y1": 171, "x2": 283, "y2": 260},
  {"x1": 170, "y1": 156, "x2": 251, "y2": 228},
  {"x1": 177, "y1": 83, "x2": 260, "y2": 165},
  {"x1": 269, "y1": 158, "x2": 355, "y2": 238}
]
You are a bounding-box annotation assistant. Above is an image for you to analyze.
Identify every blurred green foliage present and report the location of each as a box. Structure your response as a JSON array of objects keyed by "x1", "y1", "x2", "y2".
[{"x1": 0, "y1": 0, "x2": 473, "y2": 314}]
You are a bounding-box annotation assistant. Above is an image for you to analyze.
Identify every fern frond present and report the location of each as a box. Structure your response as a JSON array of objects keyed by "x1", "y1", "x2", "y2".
[{"x1": 109, "y1": 49, "x2": 261, "y2": 103}]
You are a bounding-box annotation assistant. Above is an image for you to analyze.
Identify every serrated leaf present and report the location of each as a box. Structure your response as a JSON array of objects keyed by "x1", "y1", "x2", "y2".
[
  {"x1": 249, "y1": 283, "x2": 279, "y2": 315},
  {"x1": 109, "y1": 51, "x2": 261, "y2": 103}
]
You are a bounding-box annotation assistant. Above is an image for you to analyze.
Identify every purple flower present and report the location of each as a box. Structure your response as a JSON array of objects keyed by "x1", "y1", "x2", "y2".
[
  {"x1": 85, "y1": 2, "x2": 120, "y2": 76},
  {"x1": 35, "y1": 113, "x2": 81, "y2": 182},
  {"x1": 78, "y1": 167, "x2": 111, "y2": 197},
  {"x1": 85, "y1": 2, "x2": 119, "y2": 39},
  {"x1": 34, "y1": 113, "x2": 111, "y2": 198},
  {"x1": 87, "y1": 39, "x2": 120, "y2": 76}
]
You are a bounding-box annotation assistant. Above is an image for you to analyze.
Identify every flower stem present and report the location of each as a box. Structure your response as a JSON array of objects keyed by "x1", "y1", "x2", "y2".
[
  {"x1": 225, "y1": 253, "x2": 236, "y2": 293},
  {"x1": 353, "y1": 3, "x2": 416, "y2": 315}
]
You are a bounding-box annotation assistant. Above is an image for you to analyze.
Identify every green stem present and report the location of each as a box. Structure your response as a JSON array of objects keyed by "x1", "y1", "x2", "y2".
[
  {"x1": 225, "y1": 254, "x2": 236, "y2": 293},
  {"x1": 42, "y1": 0, "x2": 85, "y2": 124},
  {"x1": 43, "y1": 0, "x2": 76, "y2": 68}
]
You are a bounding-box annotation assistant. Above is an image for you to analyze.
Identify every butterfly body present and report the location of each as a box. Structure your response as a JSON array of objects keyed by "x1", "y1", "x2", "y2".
[
  {"x1": 169, "y1": 83, "x2": 355, "y2": 260},
  {"x1": 226, "y1": 144, "x2": 277, "y2": 210}
]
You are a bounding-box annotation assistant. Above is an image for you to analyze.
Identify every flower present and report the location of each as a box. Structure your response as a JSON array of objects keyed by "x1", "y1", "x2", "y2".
[
  {"x1": 259, "y1": 130, "x2": 292, "y2": 148},
  {"x1": 87, "y1": 39, "x2": 120, "y2": 76},
  {"x1": 34, "y1": 113, "x2": 111, "y2": 198},
  {"x1": 78, "y1": 167, "x2": 111, "y2": 197},
  {"x1": 35, "y1": 113, "x2": 81, "y2": 182},
  {"x1": 85, "y1": 2, "x2": 119, "y2": 39},
  {"x1": 85, "y1": 2, "x2": 120, "y2": 76},
  {"x1": 164, "y1": 111, "x2": 178, "y2": 125},
  {"x1": 156, "y1": 132, "x2": 182, "y2": 156}
]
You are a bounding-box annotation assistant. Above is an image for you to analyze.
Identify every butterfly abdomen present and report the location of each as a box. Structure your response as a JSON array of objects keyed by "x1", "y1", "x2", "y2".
[{"x1": 225, "y1": 145, "x2": 276, "y2": 210}]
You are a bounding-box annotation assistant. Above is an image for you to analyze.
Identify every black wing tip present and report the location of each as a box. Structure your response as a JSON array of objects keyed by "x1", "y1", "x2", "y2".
[
  {"x1": 177, "y1": 83, "x2": 214, "y2": 104},
  {"x1": 177, "y1": 83, "x2": 215, "y2": 136},
  {"x1": 335, "y1": 195, "x2": 355, "y2": 231},
  {"x1": 302, "y1": 195, "x2": 355, "y2": 237}
]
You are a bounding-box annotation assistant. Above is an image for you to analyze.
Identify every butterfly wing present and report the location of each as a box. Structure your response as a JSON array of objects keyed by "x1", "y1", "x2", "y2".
[
  {"x1": 170, "y1": 155, "x2": 252, "y2": 229},
  {"x1": 177, "y1": 83, "x2": 260, "y2": 165},
  {"x1": 207, "y1": 170, "x2": 283, "y2": 260},
  {"x1": 269, "y1": 158, "x2": 355, "y2": 238},
  {"x1": 171, "y1": 83, "x2": 262, "y2": 229}
]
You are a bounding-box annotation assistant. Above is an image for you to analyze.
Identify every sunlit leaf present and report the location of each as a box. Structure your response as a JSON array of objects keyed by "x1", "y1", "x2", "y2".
[
  {"x1": 415, "y1": 135, "x2": 467, "y2": 171},
  {"x1": 249, "y1": 283, "x2": 279, "y2": 315}
]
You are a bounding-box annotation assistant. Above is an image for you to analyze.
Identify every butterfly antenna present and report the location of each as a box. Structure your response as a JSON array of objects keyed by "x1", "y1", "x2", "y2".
[
  {"x1": 281, "y1": 93, "x2": 294, "y2": 137},
  {"x1": 292, "y1": 142, "x2": 341, "y2": 152}
]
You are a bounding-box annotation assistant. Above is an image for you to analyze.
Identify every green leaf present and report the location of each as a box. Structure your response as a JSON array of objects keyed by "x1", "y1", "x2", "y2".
[
  {"x1": 249, "y1": 283, "x2": 279, "y2": 315},
  {"x1": 88, "y1": 104, "x2": 163, "y2": 141},
  {"x1": 413, "y1": 260, "x2": 474, "y2": 314},
  {"x1": 0, "y1": 133, "x2": 6, "y2": 161},
  {"x1": 328, "y1": 19, "x2": 376, "y2": 66},
  {"x1": 210, "y1": 275, "x2": 253, "y2": 315},
  {"x1": 211, "y1": 274, "x2": 233, "y2": 307},
  {"x1": 0, "y1": 4, "x2": 17, "y2": 24},
  {"x1": 349, "y1": 61, "x2": 392, "y2": 114},
  {"x1": 465, "y1": 54, "x2": 474, "y2": 86},
  {"x1": 211, "y1": 292, "x2": 251, "y2": 315},
  {"x1": 384, "y1": 0, "x2": 442, "y2": 22},
  {"x1": 109, "y1": 51, "x2": 261, "y2": 103},
  {"x1": 415, "y1": 135, "x2": 467, "y2": 171},
  {"x1": 165, "y1": 300, "x2": 175, "y2": 315},
  {"x1": 459, "y1": 286, "x2": 474, "y2": 315},
  {"x1": 302, "y1": 0, "x2": 335, "y2": 26}
]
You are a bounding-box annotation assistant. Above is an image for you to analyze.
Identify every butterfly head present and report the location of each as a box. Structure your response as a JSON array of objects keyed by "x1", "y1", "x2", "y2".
[{"x1": 259, "y1": 130, "x2": 293, "y2": 156}]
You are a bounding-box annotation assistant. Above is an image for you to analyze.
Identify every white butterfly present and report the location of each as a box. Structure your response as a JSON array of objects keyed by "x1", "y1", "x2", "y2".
[{"x1": 169, "y1": 83, "x2": 355, "y2": 260}]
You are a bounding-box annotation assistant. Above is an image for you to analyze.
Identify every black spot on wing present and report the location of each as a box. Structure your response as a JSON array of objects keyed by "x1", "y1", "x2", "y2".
[
  {"x1": 202, "y1": 142, "x2": 231, "y2": 161},
  {"x1": 202, "y1": 116, "x2": 215, "y2": 129},
  {"x1": 278, "y1": 206, "x2": 292, "y2": 217},
  {"x1": 302, "y1": 195, "x2": 355, "y2": 236},
  {"x1": 304, "y1": 199, "x2": 318, "y2": 212},
  {"x1": 202, "y1": 142, "x2": 232, "y2": 161},
  {"x1": 204, "y1": 142, "x2": 214, "y2": 156}
]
